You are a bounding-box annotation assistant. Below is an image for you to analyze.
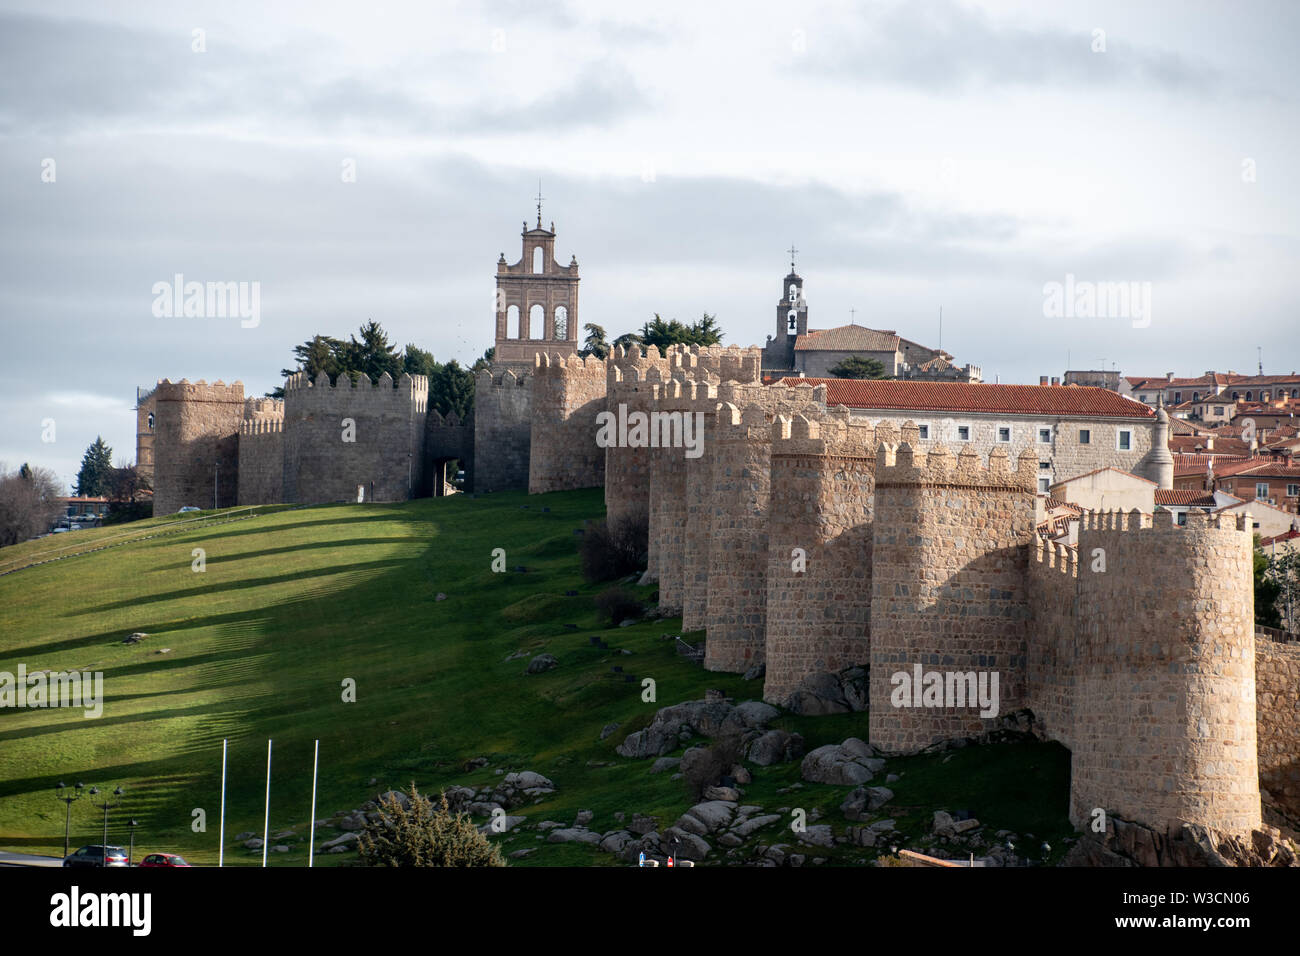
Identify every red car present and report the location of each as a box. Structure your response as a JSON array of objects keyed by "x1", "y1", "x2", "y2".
[{"x1": 137, "y1": 853, "x2": 191, "y2": 867}]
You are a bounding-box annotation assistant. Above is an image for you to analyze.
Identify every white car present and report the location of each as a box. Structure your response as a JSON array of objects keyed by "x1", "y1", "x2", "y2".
[{"x1": 177, "y1": 506, "x2": 201, "y2": 514}]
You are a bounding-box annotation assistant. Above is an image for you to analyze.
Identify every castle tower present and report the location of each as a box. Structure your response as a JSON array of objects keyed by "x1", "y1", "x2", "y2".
[
  {"x1": 763, "y1": 408, "x2": 876, "y2": 704},
  {"x1": 1070, "y1": 509, "x2": 1260, "y2": 835},
  {"x1": 493, "y1": 203, "x2": 579, "y2": 367},
  {"x1": 761, "y1": 249, "x2": 807, "y2": 374},
  {"x1": 151, "y1": 379, "x2": 245, "y2": 514},
  {"x1": 868, "y1": 443, "x2": 1037, "y2": 752}
]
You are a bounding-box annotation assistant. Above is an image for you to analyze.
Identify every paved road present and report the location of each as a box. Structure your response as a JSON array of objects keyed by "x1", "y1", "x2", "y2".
[{"x1": 0, "y1": 850, "x2": 62, "y2": 867}]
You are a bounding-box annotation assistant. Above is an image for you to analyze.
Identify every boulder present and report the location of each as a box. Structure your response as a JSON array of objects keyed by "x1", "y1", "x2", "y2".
[
  {"x1": 840, "y1": 786, "x2": 895, "y2": 821},
  {"x1": 731, "y1": 814, "x2": 781, "y2": 839},
  {"x1": 798, "y1": 825, "x2": 835, "y2": 848},
  {"x1": 800, "y1": 743, "x2": 881, "y2": 785},
  {"x1": 747, "y1": 729, "x2": 805, "y2": 766},
  {"x1": 742, "y1": 662, "x2": 765, "y2": 681},
  {"x1": 628, "y1": 814, "x2": 658, "y2": 836},
  {"x1": 243, "y1": 838, "x2": 264, "y2": 850},
  {"x1": 575, "y1": 810, "x2": 594, "y2": 827},
  {"x1": 661, "y1": 826, "x2": 710, "y2": 861},
  {"x1": 321, "y1": 832, "x2": 358, "y2": 850},
  {"x1": 784, "y1": 666, "x2": 868, "y2": 715},
  {"x1": 599, "y1": 722, "x2": 621, "y2": 740},
  {"x1": 525, "y1": 654, "x2": 559, "y2": 675},
  {"x1": 616, "y1": 698, "x2": 770, "y2": 759},
  {"x1": 599, "y1": 830, "x2": 634, "y2": 855},
  {"x1": 546, "y1": 828, "x2": 602, "y2": 845},
  {"x1": 376, "y1": 789, "x2": 411, "y2": 810},
  {"x1": 731, "y1": 765, "x2": 752, "y2": 785},
  {"x1": 703, "y1": 785, "x2": 742, "y2": 803},
  {"x1": 649, "y1": 756, "x2": 681, "y2": 774},
  {"x1": 675, "y1": 800, "x2": 736, "y2": 836}
]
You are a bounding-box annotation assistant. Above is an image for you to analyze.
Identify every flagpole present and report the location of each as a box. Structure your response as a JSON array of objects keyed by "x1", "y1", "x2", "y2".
[
  {"x1": 218, "y1": 738, "x2": 227, "y2": 868},
  {"x1": 262, "y1": 739, "x2": 272, "y2": 868},
  {"x1": 307, "y1": 739, "x2": 319, "y2": 867}
]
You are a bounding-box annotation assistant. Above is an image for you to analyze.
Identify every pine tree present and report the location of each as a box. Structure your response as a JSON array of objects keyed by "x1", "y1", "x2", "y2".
[
  {"x1": 429, "y1": 360, "x2": 474, "y2": 419},
  {"x1": 75, "y1": 437, "x2": 114, "y2": 497},
  {"x1": 357, "y1": 784, "x2": 506, "y2": 867}
]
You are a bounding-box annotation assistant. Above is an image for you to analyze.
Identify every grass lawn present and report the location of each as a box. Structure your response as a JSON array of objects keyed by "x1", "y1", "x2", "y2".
[{"x1": 0, "y1": 488, "x2": 1073, "y2": 866}]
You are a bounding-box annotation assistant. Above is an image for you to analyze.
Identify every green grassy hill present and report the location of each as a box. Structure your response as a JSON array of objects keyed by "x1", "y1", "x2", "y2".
[{"x1": 0, "y1": 489, "x2": 1073, "y2": 866}]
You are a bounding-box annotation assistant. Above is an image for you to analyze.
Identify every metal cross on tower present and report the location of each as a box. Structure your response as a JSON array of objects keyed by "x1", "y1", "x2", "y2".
[
  {"x1": 788, "y1": 243, "x2": 798, "y2": 271},
  {"x1": 535, "y1": 181, "x2": 545, "y2": 226}
]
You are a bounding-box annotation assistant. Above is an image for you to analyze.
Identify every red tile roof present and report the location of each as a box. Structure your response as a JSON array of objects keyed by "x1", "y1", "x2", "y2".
[
  {"x1": 1154, "y1": 489, "x2": 1218, "y2": 506},
  {"x1": 793, "y1": 325, "x2": 900, "y2": 352},
  {"x1": 775, "y1": 378, "x2": 1155, "y2": 418}
]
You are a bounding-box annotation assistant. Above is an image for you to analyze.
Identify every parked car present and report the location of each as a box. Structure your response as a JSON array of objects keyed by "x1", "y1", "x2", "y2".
[
  {"x1": 63, "y1": 845, "x2": 129, "y2": 867},
  {"x1": 177, "y1": 506, "x2": 201, "y2": 514},
  {"x1": 137, "y1": 853, "x2": 191, "y2": 867},
  {"x1": 68, "y1": 523, "x2": 81, "y2": 531}
]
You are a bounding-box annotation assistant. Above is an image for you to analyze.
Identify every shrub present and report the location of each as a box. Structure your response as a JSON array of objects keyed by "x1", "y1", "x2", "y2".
[
  {"x1": 579, "y1": 516, "x2": 648, "y2": 582},
  {"x1": 594, "y1": 586, "x2": 642, "y2": 625},
  {"x1": 357, "y1": 783, "x2": 506, "y2": 867}
]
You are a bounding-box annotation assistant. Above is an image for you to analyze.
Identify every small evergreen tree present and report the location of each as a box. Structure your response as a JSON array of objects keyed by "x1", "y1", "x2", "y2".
[
  {"x1": 828, "y1": 355, "x2": 889, "y2": 380},
  {"x1": 357, "y1": 784, "x2": 505, "y2": 867},
  {"x1": 580, "y1": 323, "x2": 610, "y2": 359},
  {"x1": 75, "y1": 437, "x2": 114, "y2": 497},
  {"x1": 429, "y1": 360, "x2": 475, "y2": 419}
]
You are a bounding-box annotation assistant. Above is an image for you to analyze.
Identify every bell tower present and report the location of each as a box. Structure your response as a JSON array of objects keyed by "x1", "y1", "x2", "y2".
[
  {"x1": 493, "y1": 190, "x2": 580, "y2": 367},
  {"x1": 762, "y1": 245, "x2": 807, "y2": 375}
]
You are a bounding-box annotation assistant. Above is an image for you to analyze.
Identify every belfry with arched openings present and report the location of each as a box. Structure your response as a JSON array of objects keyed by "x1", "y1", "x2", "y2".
[{"x1": 493, "y1": 208, "x2": 580, "y2": 366}]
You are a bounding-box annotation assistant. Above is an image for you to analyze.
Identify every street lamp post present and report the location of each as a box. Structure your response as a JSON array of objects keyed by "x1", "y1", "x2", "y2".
[
  {"x1": 89, "y1": 786, "x2": 125, "y2": 867},
  {"x1": 55, "y1": 781, "x2": 85, "y2": 858},
  {"x1": 127, "y1": 819, "x2": 139, "y2": 867}
]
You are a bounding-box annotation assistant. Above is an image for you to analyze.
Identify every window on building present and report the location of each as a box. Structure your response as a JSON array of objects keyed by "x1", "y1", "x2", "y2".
[
  {"x1": 1232, "y1": 391, "x2": 1240, "y2": 400},
  {"x1": 1176, "y1": 512, "x2": 1188, "y2": 526},
  {"x1": 528, "y1": 303, "x2": 544, "y2": 338},
  {"x1": 1292, "y1": 389, "x2": 1298, "y2": 399},
  {"x1": 1214, "y1": 406, "x2": 1224, "y2": 415},
  {"x1": 506, "y1": 304, "x2": 520, "y2": 339},
  {"x1": 1192, "y1": 392, "x2": 1200, "y2": 401},
  {"x1": 1039, "y1": 462, "x2": 1051, "y2": 470},
  {"x1": 917, "y1": 424, "x2": 930, "y2": 440},
  {"x1": 1079, "y1": 429, "x2": 1090, "y2": 444},
  {"x1": 1246, "y1": 391, "x2": 1253, "y2": 400},
  {"x1": 1174, "y1": 392, "x2": 1182, "y2": 403},
  {"x1": 1038, "y1": 427, "x2": 1051, "y2": 443},
  {"x1": 997, "y1": 427, "x2": 1011, "y2": 442},
  {"x1": 554, "y1": 305, "x2": 568, "y2": 340},
  {"x1": 1117, "y1": 429, "x2": 1132, "y2": 451},
  {"x1": 1037, "y1": 477, "x2": 1051, "y2": 493},
  {"x1": 1256, "y1": 482, "x2": 1269, "y2": 498},
  {"x1": 532, "y1": 246, "x2": 544, "y2": 274},
  {"x1": 1287, "y1": 483, "x2": 1299, "y2": 497},
  {"x1": 1140, "y1": 394, "x2": 1149, "y2": 403},
  {"x1": 957, "y1": 425, "x2": 970, "y2": 441},
  {"x1": 788, "y1": 309, "x2": 797, "y2": 331}
]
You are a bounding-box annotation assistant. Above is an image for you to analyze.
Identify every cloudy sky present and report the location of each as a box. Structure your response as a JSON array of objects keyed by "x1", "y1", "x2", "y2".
[{"x1": 1, "y1": 0, "x2": 1297, "y2": 491}]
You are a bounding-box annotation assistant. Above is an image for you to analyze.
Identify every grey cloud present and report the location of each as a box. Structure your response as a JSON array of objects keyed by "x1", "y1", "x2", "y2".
[
  {"x1": 803, "y1": 0, "x2": 1228, "y2": 96},
  {"x1": 0, "y1": 12, "x2": 647, "y2": 137}
]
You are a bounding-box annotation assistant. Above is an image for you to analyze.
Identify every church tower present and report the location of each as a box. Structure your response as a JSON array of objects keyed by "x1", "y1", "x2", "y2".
[
  {"x1": 493, "y1": 193, "x2": 580, "y2": 367},
  {"x1": 761, "y1": 247, "x2": 807, "y2": 375}
]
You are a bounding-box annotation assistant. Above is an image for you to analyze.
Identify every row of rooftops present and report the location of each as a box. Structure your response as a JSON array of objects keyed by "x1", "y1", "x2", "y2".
[
  {"x1": 774, "y1": 377, "x2": 1154, "y2": 419},
  {"x1": 1125, "y1": 371, "x2": 1300, "y2": 391}
]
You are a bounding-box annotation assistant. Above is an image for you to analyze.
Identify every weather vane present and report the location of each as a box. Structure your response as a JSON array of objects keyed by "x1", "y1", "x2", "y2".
[
  {"x1": 788, "y1": 243, "x2": 798, "y2": 271},
  {"x1": 536, "y1": 180, "x2": 545, "y2": 226}
]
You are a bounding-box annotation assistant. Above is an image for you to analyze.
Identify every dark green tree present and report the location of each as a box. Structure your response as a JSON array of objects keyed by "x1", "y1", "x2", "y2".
[
  {"x1": 74, "y1": 437, "x2": 114, "y2": 497},
  {"x1": 828, "y1": 355, "x2": 890, "y2": 380},
  {"x1": 429, "y1": 359, "x2": 475, "y2": 420},
  {"x1": 1255, "y1": 538, "x2": 1282, "y2": 629},
  {"x1": 403, "y1": 344, "x2": 442, "y2": 380},
  {"x1": 472, "y1": 347, "x2": 494, "y2": 372},
  {"x1": 340, "y1": 319, "x2": 402, "y2": 385},
  {"x1": 580, "y1": 323, "x2": 611, "y2": 359}
]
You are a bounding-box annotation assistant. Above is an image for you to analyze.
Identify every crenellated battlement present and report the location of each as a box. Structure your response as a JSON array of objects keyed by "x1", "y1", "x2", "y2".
[
  {"x1": 475, "y1": 366, "x2": 532, "y2": 390},
  {"x1": 154, "y1": 378, "x2": 246, "y2": 404},
  {"x1": 239, "y1": 418, "x2": 284, "y2": 437},
  {"x1": 873, "y1": 440, "x2": 1037, "y2": 490},
  {"x1": 243, "y1": 396, "x2": 284, "y2": 421}
]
